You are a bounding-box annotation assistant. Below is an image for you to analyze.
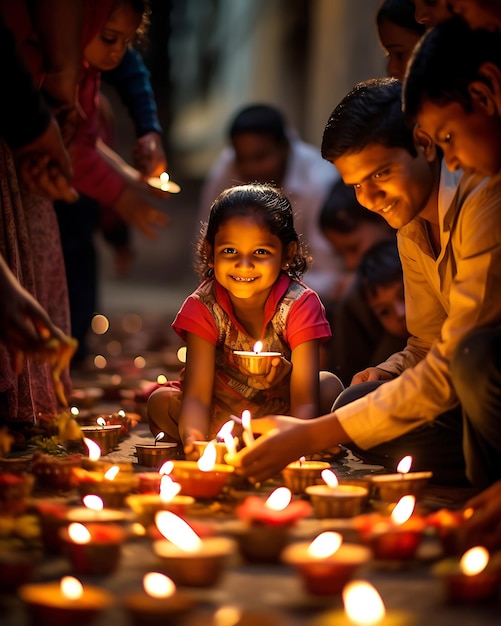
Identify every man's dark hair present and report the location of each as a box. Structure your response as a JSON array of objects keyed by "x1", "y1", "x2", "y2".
[
  {"x1": 321, "y1": 78, "x2": 417, "y2": 162},
  {"x1": 229, "y1": 104, "x2": 288, "y2": 143},
  {"x1": 403, "y1": 17, "x2": 501, "y2": 121}
]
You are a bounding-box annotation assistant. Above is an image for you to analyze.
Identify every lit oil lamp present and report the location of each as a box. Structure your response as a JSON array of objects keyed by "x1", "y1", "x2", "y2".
[
  {"x1": 123, "y1": 572, "x2": 195, "y2": 626},
  {"x1": 306, "y1": 469, "x2": 369, "y2": 518},
  {"x1": 80, "y1": 437, "x2": 133, "y2": 474},
  {"x1": 433, "y1": 546, "x2": 501, "y2": 603},
  {"x1": 356, "y1": 495, "x2": 425, "y2": 560},
  {"x1": 75, "y1": 464, "x2": 139, "y2": 508},
  {"x1": 31, "y1": 450, "x2": 81, "y2": 491},
  {"x1": 79, "y1": 418, "x2": 121, "y2": 456},
  {"x1": 66, "y1": 494, "x2": 134, "y2": 524},
  {"x1": 233, "y1": 340, "x2": 282, "y2": 375},
  {"x1": 281, "y1": 456, "x2": 331, "y2": 494},
  {"x1": 137, "y1": 461, "x2": 174, "y2": 494},
  {"x1": 60, "y1": 522, "x2": 126, "y2": 575},
  {"x1": 426, "y1": 507, "x2": 474, "y2": 555},
  {"x1": 147, "y1": 171, "x2": 181, "y2": 193},
  {"x1": 281, "y1": 532, "x2": 371, "y2": 595},
  {"x1": 343, "y1": 580, "x2": 386, "y2": 625},
  {"x1": 126, "y1": 474, "x2": 195, "y2": 528},
  {"x1": 169, "y1": 442, "x2": 234, "y2": 499},
  {"x1": 227, "y1": 487, "x2": 311, "y2": 563},
  {"x1": 19, "y1": 576, "x2": 114, "y2": 626},
  {"x1": 153, "y1": 511, "x2": 236, "y2": 587},
  {"x1": 368, "y1": 455, "x2": 432, "y2": 503},
  {"x1": 135, "y1": 431, "x2": 180, "y2": 467}
]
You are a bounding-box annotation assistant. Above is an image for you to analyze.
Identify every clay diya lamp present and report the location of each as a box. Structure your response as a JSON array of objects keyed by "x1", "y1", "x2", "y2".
[
  {"x1": 153, "y1": 510, "x2": 236, "y2": 587},
  {"x1": 34, "y1": 500, "x2": 71, "y2": 554},
  {"x1": 66, "y1": 494, "x2": 134, "y2": 525},
  {"x1": 80, "y1": 418, "x2": 122, "y2": 455},
  {"x1": 0, "y1": 472, "x2": 34, "y2": 515},
  {"x1": 75, "y1": 465, "x2": 139, "y2": 508},
  {"x1": 281, "y1": 456, "x2": 331, "y2": 495},
  {"x1": 193, "y1": 440, "x2": 228, "y2": 464},
  {"x1": 226, "y1": 486, "x2": 311, "y2": 563},
  {"x1": 368, "y1": 455, "x2": 432, "y2": 503},
  {"x1": 31, "y1": 451, "x2": 81, "y2": 491},
  {"x1": 232, "y1": 340, "x2": 282, "y2": 376},
  {"x1": 426, "y1": 507, "x2": 473, "y2": 555},
  {"x1": 123, "y1": 572, "x2": 195, "y2": 626},
  {"x1": 282, "y1": 531, "x2": 371, "y2": 595},
  {"x1": 19, "y1": 576, "x2": 114, "y2": 626},
  {"x1": 80, "y1": 437, "x2": 134, "y2": 474},
  {"x1": 136, "y1": 460, "x2": 175, "y2": 494},
  {"x1": 60, "y1": 522, "x2": 125, "y2": 575},
  {"x1": 126, "y1": 475, "x2": 194, "y2": 528},
  {"x1": 306, "y1": 469, "x2": 369, "y2": 519},
  {"x1": 147, "y1": 171, "x2": 181, "y2": 193},
  {"x1": 136, "y1": 431, "x2": 180, "y2": 467},
  {"x1": 433, "y1": 546, "x2": 501, "y2": 603},
  {"x1": 356, "y1": 495, "x2": 426, "y2": 560},
  {"x1": 169, "y1": 442, "x2": 234, "y2": 498}
]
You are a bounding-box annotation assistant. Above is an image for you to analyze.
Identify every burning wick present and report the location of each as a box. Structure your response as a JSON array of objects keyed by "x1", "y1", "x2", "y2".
[
  {"x1": 253, "y1": 341, "x2": 263, "y2": 354},
  {"x1": 241, "y1": 410, "x2": 254, "y2": 448},
  {"x1": 97, "y1": 417, "x2": 106, "y2": 429},
  {"x1": 397, "y1": 455, "x2": 412, "y2": 476},
  {"x1": 154, "y1": 432, "x2": 165, "y2": 447}
]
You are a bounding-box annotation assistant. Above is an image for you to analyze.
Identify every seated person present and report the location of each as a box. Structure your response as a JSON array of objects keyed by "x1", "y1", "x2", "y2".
[
  {"x1": 319, "y1": 180, "x2": 398, "y2": 384},
  {"x1": 199, "y1": 103, "x2": 342, "y2": 301}
]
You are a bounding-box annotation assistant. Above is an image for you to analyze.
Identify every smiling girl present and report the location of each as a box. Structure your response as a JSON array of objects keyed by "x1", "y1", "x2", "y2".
[{"x1": 147, "y1": 184, "x2": 343, "y2": 456}]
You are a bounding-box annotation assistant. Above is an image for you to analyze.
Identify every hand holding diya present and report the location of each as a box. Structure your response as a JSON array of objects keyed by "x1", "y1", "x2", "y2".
[
  {"x1": 368, "y1": 455, "x2": 432, "y2": 503},
  {"x1": 281, "y1": 531, "x2": 371, "y2": 595},
  {"x1": 153, "y1": 510, "x2": 236, "y2": 587},
  {"x1": 233, "y1": 340, "x2": 282, "y2": 376},
  {"x1": 355, "y1": 494, "x2": 426, "y2": 560}
]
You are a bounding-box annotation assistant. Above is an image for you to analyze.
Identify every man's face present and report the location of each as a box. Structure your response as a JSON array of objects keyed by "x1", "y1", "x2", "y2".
[
  {"x1": 448, "y1": 0, "x2": 501, "y2": 30},
  {"x1": 232, "y1": 133, "x2": 288, "y2": 186},
  {"x1": 333, "y1": 144, "x2": 437, "y2": 230},
  {"x1": 417, "y1": 98, "x2": 501, "y2": 176}
]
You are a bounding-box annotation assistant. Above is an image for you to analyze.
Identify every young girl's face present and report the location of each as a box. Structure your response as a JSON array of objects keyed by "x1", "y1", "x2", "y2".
[
  {"x1": 211, "y1": 216, "x2": 290, "y2": 305},
  {"x1": 367, "y1": 280, "x2": 408, "y2": 338},
  {"x1": 413, "y1": 0, "x2": 452, "y2": 29},
  {"x1": 84, "y1": 4, "x2": 141, "y2": 71}
]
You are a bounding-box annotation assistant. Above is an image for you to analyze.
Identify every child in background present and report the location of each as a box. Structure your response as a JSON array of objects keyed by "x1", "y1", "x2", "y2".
[
  {"x1": 358, "y1": 239, "x2": 408, "y2": 341},
  {"x1": 412, "y1": 0, "x2": 453, "y2": 29},
  {"x1": 448, "y1": 0, "x2": 501, "y2": 29},
  {"x1": 377, "y1": 0, "x2": 425, "y2": 81},
  {"x1": 319, "y1": 180, "x2": 398, "y2": 384},
  {"x1": 148, "y1": 184, "x2": 343, "y2": 457},
  {"x1": 403, "y1": 17, "x2": 501, "y2": 177}
]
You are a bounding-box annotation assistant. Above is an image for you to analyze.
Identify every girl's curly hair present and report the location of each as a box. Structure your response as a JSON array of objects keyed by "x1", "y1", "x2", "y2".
[{"x1": 195, "y1": 183, "x2": 310, "y2": 281}]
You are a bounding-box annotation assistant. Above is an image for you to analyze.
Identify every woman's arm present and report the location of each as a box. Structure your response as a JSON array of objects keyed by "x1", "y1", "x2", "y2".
[
  {"x1": 178, "y1": 333, "x2": 216, "y2": 455},
  {"x1": 289, "y1": 339, "x2": 320, "y2": 419}
]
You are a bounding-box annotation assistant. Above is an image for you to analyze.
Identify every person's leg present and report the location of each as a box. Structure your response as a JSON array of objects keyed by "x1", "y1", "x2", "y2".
[
  {"x1": 332, "y1": 381, "x2": 467, "y2": 485},
  {"x1": 451, "y1": 328, "x2": 501, "y2": 488},
  {"x1": 147, "y1": 386, "x2": 183, "y2": 444},
  {"x1": 319, "y1": 371, "x2": 344, "y2": 415}
]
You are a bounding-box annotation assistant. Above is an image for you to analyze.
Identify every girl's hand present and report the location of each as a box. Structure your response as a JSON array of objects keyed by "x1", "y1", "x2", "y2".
[
  {"x1": 226, "y1": 415, "x2": 312, "y2": 483},
  {"x1": 351, "y1": 367, "x2": 394, "y2": 386},
  {"x1": 114, "y1": 183, "x2": 169, "y2": 239},
  {"x1": 133, "y1": 132, "x2": 167, "y2": 177},
  {"x1": 182, "y1": 426, "x2": 206, "y2": 460}
]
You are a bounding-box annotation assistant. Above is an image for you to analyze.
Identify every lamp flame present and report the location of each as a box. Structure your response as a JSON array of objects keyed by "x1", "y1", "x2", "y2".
[
  {"x1": 197, "y1": 440, "x2": 217, "y2": 471},
  {"x1": 60, "y1": 576, "x2": 84, "y2": 600},
  {"x1": 241, "y1": 409, "x2": 254, "y2": 446},
  {"x1": 104, "y1": 465, "x2": 120, "y2": 481},
  {"x1": 154, "y1": 432, "x2": 165, "y2": 446},
  {"x1": 143, "y1": 572, "x2": 176, "y2": 599},
  {"x1": 343, "y1": 581, "x2": 386, "y2": 625},
  {"x1": 82, "y1": 495, "x2": 104, "y2": 511},
  {"x1": 155, "y1": 511, "x2": 203, "y2": 552},
  {"x1": 159, "y1": 172, "x2": 170, "y2": 190},
  {"x1": 159, "y1": 475, "x2": 181, "y2": 501},
  {"x1": 68, "y1": 522, "x2": 91, "y2": 544},
  {"x1": 307, "y1": 531, "x2": 343, "y2": 559},
  {"x1": 253, "y1": 341, "x2": 263, "y2": 354},
  {"x1": 460, "y1": 546, "x2": 489, "y2": 576},
  {"x1": 96, "y1": 417, "x2": 106, "y2": 428},
  {"x1": 84, "y1": 437, "x2": 101, "y2": 462},
  {"x1": 391, "y1": 495, "x2": 415, "y2": 525},
  {"x1": 321, "y1": 469, "x2": 339, "y2": 488},
  {"x1": 396, "y1": 455, "x2": 412, "y2": 475},
  {"x1": 216, "y1": 420, "x2": 234, "y2": 440},
  {"x1": 159, "y1": 460, "x2": 174, "y2": 475},
  {"x1": 265, "y1": 487, "x2": 292, "y2": 511},
  {"x1": 223, "y1": 432, "x2": 237, "y2": 457}
]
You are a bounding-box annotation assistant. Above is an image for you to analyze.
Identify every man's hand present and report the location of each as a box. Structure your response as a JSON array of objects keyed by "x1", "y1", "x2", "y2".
[
  {"x1": 351, "y1": 367, "x2": 394, "y2": 385},
  {"x1": 133, "y1": 132, "x2": 167, "y2": 177}
]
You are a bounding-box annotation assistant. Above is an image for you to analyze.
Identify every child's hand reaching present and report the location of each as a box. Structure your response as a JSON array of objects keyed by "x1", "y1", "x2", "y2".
[
  {"x1": 351, "y1": 367, "x2": 394, "y2": 386},
  {"x1": 133, "y1": 132, "x2": 167, "y2": 178},
  {"x1": 244, "y1": 356, "x2": 292, "y2": 390},
  {"x1": 181, "y1": 426, "x2": 206, "y2": 460}
]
